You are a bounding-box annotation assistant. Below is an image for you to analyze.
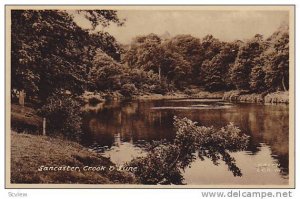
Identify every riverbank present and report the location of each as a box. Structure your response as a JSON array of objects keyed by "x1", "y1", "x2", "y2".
[
  {"x1": 135, "y1": 90, "x2": 224, "y2": 100},
  {"x1": 81, "y1": 89, "x2": 289, "y2": 104},
  {"x1": 223, "y1": 90, "x2": 289, "y2": 104},
  {"x1": 81, "y1": 90, "x2": 224, "y2": 103},
  {"x1": 11, "y1": 132, "x2": 136, "y2": 184}
]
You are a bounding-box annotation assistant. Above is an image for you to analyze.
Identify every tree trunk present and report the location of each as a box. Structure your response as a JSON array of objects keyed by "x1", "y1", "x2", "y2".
[{"x1": 282, "y1": 76, "x2": 287, "y2": 91}]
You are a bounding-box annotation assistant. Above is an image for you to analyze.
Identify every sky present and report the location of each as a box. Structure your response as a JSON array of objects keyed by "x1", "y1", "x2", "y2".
[{"x1": 73, "y1": 9, "x2": 289, "y2": 44}]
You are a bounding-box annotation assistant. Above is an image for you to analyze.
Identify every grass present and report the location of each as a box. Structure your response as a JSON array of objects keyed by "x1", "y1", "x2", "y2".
[
  {"x1": 264, "y1": 91, "x2": 289, "y2": 104},
  {"x1": 223, "y1": 90, "x2": 289, "y2": 104},
  {"x1": 11, "y1": 132, "x2": 136, "y2": 184},
  {"x1": 135, "y1": 91, "x2": 224, "y2": 100}
]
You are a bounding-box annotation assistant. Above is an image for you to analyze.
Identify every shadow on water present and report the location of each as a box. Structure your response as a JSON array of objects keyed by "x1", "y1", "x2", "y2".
[{"x1": 81, "y1": 99, "x2": 289, "y2": 185}]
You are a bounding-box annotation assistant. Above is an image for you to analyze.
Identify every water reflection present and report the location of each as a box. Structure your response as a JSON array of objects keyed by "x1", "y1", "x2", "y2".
[{"x1": 81, "y1": 99, "x2": 289, "y2": 185}]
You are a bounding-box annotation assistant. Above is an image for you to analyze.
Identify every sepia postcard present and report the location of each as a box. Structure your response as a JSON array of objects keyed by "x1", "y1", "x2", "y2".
[{"x1": 5, "y1": 5, "x2": 295, "y2": 188}]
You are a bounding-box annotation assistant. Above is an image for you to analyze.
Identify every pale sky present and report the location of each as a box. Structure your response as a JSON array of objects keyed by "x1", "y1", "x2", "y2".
[{"x1": 73, "y1": 10, "x2": 289, "y2": 44}]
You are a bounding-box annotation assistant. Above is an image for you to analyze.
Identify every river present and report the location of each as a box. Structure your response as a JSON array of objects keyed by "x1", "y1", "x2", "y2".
[{"x1": 81, "y1": 98, "x2": 289, "y2": 185}]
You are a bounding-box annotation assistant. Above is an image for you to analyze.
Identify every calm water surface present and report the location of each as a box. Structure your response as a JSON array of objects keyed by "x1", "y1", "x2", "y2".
[{"x1": 82, "y1": 99, "x2": 289, "y2": 185}]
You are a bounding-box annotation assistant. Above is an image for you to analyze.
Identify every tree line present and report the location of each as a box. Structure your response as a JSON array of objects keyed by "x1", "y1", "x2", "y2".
[{"x1": 122, "y1": 26, "x2": 289, "y2": 93}]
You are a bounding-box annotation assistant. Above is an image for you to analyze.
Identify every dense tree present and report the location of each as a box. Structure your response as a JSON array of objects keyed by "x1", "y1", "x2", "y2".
[
  {"x1": 121, "y1": 68, "x2": 170, "y2": 94},
  {"x1": 12, "y1": 10, "x2": 84, "y2": 99},
  {"x1": 163, "y1": 35, "x2": 203, "y2": 84},
  {"x1": 11, "y1": 10, "x2": 123, "y2": 102},
  {"x1": 201, "y1": 42, "x2": 239, "y2": 91},
  {"x1": 124, "y1": 34, "x2": 193, "y2": 89},
  {"x1": 88, "y1": 31, "x2": 122, "y2": 61},
  {"x1": 88, "y1": 49, "x2": 123, "y2": 91},
  {"x1": 230, "y1": 34, "x2": 266, "y2": 90},
  {"x1": 249, "y1": 65, "x2": 266, "y2": 92},
  {"x1": 158, "y1": 49, "x2": 192, "y2": 88},
  {"x1": 124, "y1": 34, "x2": 164, "y2": 79},
  {"x1": 264, "y1": 24, "x2": 289, "y2": 91},
  {"x1": 198, "y1": 35, "x2": 223, "y2": 85},
  {"x1": 11, "y1": 9, "x2": 124, "y2": 141}
]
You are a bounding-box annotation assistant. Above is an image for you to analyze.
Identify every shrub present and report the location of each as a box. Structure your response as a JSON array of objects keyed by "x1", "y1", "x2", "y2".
[
  {"x1": 121, "y1": 68, "x2": 171, "y2": 94},
  {"x1": 120, "y1": 83, "x2": 137, "y2": 98},
  {"x1": 38, "y1": 93, "x2": 82, "y2": 141}
]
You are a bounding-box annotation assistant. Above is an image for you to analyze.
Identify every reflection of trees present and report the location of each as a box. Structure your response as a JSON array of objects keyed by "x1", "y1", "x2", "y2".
[
  {"x1": 187, "y1": 103, "x2": 289, "y2": 176},
  {"x1": 82, "y1": 100, "x2": 289, "y2": 177},
  {"x1": 228, "y1": 104, "x2": 289, "y2": 175},
  {"x1": 212, "y1": 104, "x2": 289, "y2": 176},
  {"x1": 238, "y1": 111, "x2": 262, "y2": 155},
  {"x1": 261, "y1": 105, "x2": 289, "y2": 175},
  {"x1": 81, "y1": 117, "x2": 114, "y2": 147}
]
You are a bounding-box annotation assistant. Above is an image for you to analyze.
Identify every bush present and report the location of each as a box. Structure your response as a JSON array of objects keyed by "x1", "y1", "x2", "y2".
[
  {"x1": 120, "y1": 83, "x2": 137, "y2": 98},
  {"x1": 121, "y1": 69, "x2": 171, "y2": 94},
  {"x1": 38, "y1": 93, "x2": 82, "y2": 141}
]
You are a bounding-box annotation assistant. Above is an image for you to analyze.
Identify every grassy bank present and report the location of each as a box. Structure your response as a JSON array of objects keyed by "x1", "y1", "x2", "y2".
[
  {"x1": 223, "y1": 90, "x2": 289, "y2": 104},
  {"x1": 82, "y1": 90, "x2": 224, "y2": 103},
  {"x1": 11, "y1": 132, "x2": 136, "y2": 184},
  {"x1": 264, "y1": 91, "x2": 289, "y2": 103},
  {"x1": 138, "y1": 91, "x2": 223, "y2": 100}
]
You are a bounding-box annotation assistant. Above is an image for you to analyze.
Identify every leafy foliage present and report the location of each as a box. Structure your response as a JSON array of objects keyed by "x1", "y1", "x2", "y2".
[
  {"x1": 77, "y1": 10, "x2": 125, "y2": 29},
  {"x1": 88, "y1": 31, "x2": 123, "y2": 61},
  {"x1": 120, "y1": 83, "x2": 137, "y2": 98},
  {"x1": 12, "y1": 10, "x2": 87, "y2": 99},
  {"x1": 201, "y1": 42, "x2": 239, "y2": 91},
  {"x1": 250, "y1": 65, "x2": 266, "y2": 92},
  {"x1": 88, "y1": 49, "x2": 171, "y2": 95},
  {"x1": 264, "y1": 24, "x2": 289, "y2": 91},
  {"x1": 128, "y1": 117, "x2": 249, "y2": 184},
  {"x1": 12, "y1": 9, "x2": 289, "y2": 103},
  {"x1": 38, "y1": 93, "x2": 82, "y2": 141},
  {"x1": 123, "y1": 27, "x2": 289, "y2": 94},
  {"x1": 163, "y1": 35, "x2": 203, "y2": 85},
  {"x1": 123, "y1": 34, "x2": 193, "y2": 89},
  {"x1": 11, "y1": 9, "x2": 124, "y2": 140},
  {"x1": 122, "y1": 69, "x2": 167, "y2": 92},
  {"x1": 88, "y1": 49, "x2": 123, "y2": 91},
  {"x1": 230, "y1": 34, "x2": 266, "y2": 90},
  {"x1": 11, "y1": 10, "x2": 124, "y2": 102}
]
